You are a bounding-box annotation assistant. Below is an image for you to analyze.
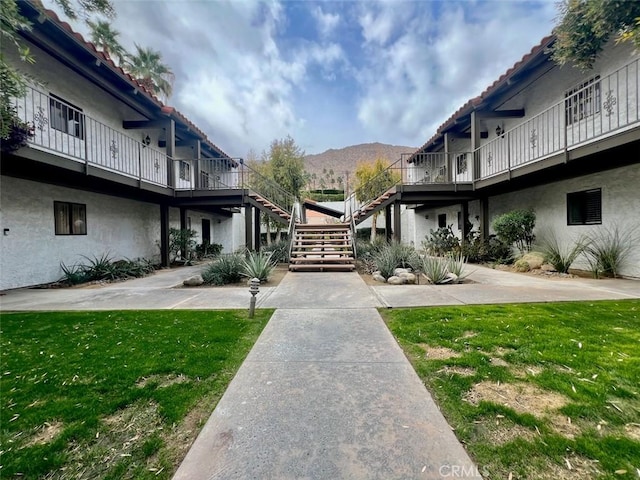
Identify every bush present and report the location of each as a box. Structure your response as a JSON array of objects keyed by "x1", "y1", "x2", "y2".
[
  {"x1": 242, "y1": 251, "x2": 277, "y2": 282},
  {"x1": 371, "y1": 242, "x2": 420, "y2": 279},
  {"x1": 583, "y1": 225, "x2": 637, "y2": 278},
  {"x1": 422, "y1": 225, "x2": 460, "y2": 256},
  {"x1": 356, "y1": 228, "x2": 387, "y2": 241},
  {"x1": 202, "y1": 254, "x2": 244, "y2": 285},
  {"x1": 420, "y1": 256, "x2": 450, "y2": 284},
  {"x1": 262, "y1": 239, "x2": 291, "y2": 264},
  {"x1": 461, "y1": 231, "x2": 513, "y2": 265},
  {"x1": 492, "y1": 209, "x2": 536, "y2": 253},
  {"x1": 373, "y1": 247, "x2": 398, "y2": 279},
  {"x1": 446, "y1": 252, "x2": 469, "y2": 279},
  {"x1": 195, "y1": 241, "x2": 222, "y2": 259},
  {"x1": 169, "y1": 228, "x2": 198, "y2": 262},
  {"x1": 60, "y1": 255, "x2": 157, "y2": 285}
]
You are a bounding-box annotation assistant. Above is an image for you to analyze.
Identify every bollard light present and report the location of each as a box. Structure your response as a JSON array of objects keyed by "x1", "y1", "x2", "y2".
[{"x1": 248, "y1": 277, "x2": 260, "y2": 318}]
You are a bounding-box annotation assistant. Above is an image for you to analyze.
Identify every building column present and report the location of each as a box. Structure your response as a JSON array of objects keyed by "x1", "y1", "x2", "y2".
[
  {"x1": 480, "y1": 197, "x2": 490, "y2": 240},
  {"x1": 244, "y1": 205, "x2": 253, "y2": 251},
  {"x1": 254, "y1": 208, "x2": 261, "y2": 252},
  {"x1": 393, "y1": 201, "x2": 401, "y2": 243},
  {"x1": 179, "y1": 207, "x2": 187, "y2": 231},
  {"x1": 160, "y1": 204, "x2": 170, "y2": 267},
  {"x1": 385, "y1": 204, "x2": 392, "y2": 242},
  {"x1": 461, "y1": 201, "x2": 469, "y2": 240}
]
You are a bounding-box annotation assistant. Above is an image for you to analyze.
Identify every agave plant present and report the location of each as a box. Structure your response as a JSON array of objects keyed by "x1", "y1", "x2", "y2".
[
  {"x1": 538, "y1": 229, "x2": 587, "y2": 274},
  {"x1": 202, "y1": 253, "x2": 245, "y2": 285},
  {"x1": 446, "y1": 252, "x2": 470, "y2": 280},
  {"x1": 420, "y1": 256, "x2": 451, "y2": 284},
  {"x1": 241, "y1": 251, "x2": 277, "y2": 282}
]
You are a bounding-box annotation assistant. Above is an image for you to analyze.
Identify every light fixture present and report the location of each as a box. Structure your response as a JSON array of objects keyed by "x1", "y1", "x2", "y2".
[
  {"x1": 142, "y1": 134, "x2": 151, "y2": 147},
  {"x1": 495, "y1": 124, "x2": 504, "y2": 138}
]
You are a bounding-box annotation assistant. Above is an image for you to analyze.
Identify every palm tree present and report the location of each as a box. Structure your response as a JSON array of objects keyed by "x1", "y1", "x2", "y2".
[
  {"x1": 125, "y1": 44, "x2": 174, "y2": 99},
  {"x1": 87, "y1": 20, "x2": 125, "y2": 64}
]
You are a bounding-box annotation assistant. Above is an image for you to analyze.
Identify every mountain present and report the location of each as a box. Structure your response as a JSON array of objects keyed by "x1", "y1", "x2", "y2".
[{"x1": 303, "y1": 142, "x2": 416, "y2": 191}]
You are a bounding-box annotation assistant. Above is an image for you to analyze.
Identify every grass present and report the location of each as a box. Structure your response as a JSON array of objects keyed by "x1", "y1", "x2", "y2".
[
  {"x1": 0, "y1": 309, "x2": 273, "y2": 479},
  {"x1": 382, "y1": 300, "x2": 640, "y2": 479}
]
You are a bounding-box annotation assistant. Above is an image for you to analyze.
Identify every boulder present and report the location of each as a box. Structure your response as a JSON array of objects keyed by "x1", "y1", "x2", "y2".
[
  {"x1": 372, "y1": 273, "x2": 386, "y2": 283},
  {"x1": 514, "y1": 259, "x2": 530, "y2": 272},
  {"x1": 541, "y1": 264, "x2": 556, "y2": 272},
  {"x1": 183, "y1": 275, "x2": 204, "y2": 286},
  {"x1": 444, "y1": 272, "x2": 458, "y2": 284},
  {"x1": 399, "y1": 272, "x2": 416, "y2": 284},
  {"x1": 520, "y1": 252, "x2": 545, "y2": 270},
  {"x1": 394, "y1": 267, "x2": 412, "y2": 276},
  {"x1": 387, "y1": 275, "x2": 405, "y2": 285}
]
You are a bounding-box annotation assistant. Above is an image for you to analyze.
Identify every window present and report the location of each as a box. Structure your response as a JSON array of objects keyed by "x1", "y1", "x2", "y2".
[
  {"x1": 438, "y1": 213, "x2": 447, "y2": 228},
  {"x1": 456, "y1": 153, "x2": 468, "y2": 175},
  {"x1": 179, "y1": 161, "x2": 191, "y2": 181},
  {"x1": 54, "y1": 201, "x2": 87, "y2": 235},
  {"x1": 565, "y1": 76, "x2": 601, "y2": 126},
  {"x1": 567, "y1": 188, "x2": 602, "y2": 225},
  {"x1": 49, "y1": 94, "x2": 84, "y2": 139}
]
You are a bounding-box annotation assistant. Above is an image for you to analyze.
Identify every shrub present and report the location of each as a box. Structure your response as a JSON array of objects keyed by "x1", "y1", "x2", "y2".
[
  {"x1": 60, "y1": 255, "x2": 156, "y2": 285},
  {"x1": 202, "y1": 254, "x2": 244, "y2": 285},
  {"x1": 195, "y1": 241, "x2": 222, "y2": 259},
  {"x1": 169, "y1": 228, "x2": 198, "y2": 262},
  {"x1": 537, "y1": 229, "x2": 587, "y2": 274},
  {"x1": 461, "y1": 231, "x2": 513, "y2": 264},
  {"x1": 242, "y1": 251, "x2": 277, "y2": 282},
  {"x1": 372, "y1": 242, "x2": 419, "y2": 279},
  {"x1": 446, "y1": 252, "x2": 469, "y2": 280},
  {"x1": 387, "y1": 242, "x2": 419, "y2": 269},
  {"x1": 60, "y1": 262, "x2": 90, "y2": 285},
  {"x1": 492, "y1": 209, "x2": 536, "y2": 253},
  {"x1": 583, "y1": 225, "x2": 637, "y2": 278},
  {"x1": 422, "y1": 225, "x2": 460, "y2": 256},
  {"x1": 262, "y1": 239, "x2": 291, "y2": 264},
  {"x1": 373, "y1": 247, "x2": 398, "y2": 279}
]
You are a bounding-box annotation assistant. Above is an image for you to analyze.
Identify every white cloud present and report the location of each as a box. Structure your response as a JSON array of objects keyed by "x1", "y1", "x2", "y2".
[{"x1": 312, "y1": 6, "x2": 340, "y2": 38}]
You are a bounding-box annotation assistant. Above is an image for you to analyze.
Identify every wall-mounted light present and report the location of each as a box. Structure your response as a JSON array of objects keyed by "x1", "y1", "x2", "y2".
[
  {"x1": 142, "y1": 134, "x2": 151, "y2": 147},
  {"x1": 495, "y1": 124, "x2": 504, "y2": 138}
]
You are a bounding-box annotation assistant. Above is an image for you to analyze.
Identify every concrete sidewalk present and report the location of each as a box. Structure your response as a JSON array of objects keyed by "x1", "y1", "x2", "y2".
[{"x1": 173, "y1": 272, "x2": 482, "y2": 479}]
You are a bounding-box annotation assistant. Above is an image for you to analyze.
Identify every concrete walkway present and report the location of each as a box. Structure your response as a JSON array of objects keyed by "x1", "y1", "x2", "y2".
[{"x1": 173, "y1": 272, "x2": 481, "y2": 479}]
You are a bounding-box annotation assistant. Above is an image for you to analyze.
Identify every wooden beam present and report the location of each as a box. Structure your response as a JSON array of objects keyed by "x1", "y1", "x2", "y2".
[
  {"x1": 158, "y1": 139, "x2": 192, "y2": 148},
  {"x1": 479, "y1": 109, "x2": 525, "y2": 118},
  {"x1": 448, "y1": 131, "x2": 489, "y2": 140},
  {"x1": 123, "y1": 120, "x2": 167, "y2": 130}
]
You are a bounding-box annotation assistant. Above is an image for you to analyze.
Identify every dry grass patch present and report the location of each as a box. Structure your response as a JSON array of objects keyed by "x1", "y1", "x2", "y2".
[
  {"x1": 24, "y1": 421, "x2": 63, "y2": 447},
  {"x1": 464, "y1": 381, "x2": 568, "y2": 418},
  {"x1": 535, "y1": 454, "x2": 602, "y2": 480},
  {"x1": 475, "y1": 417, "x2": 537, "y2": 445},
  {"x1": 136, "y1": 373, "x2": 191, "y2": 389},
  {"x1": 437, "y1": 366, "x2": 476, "y2": 377},
  {"x1": 417, "y1": 344, "x2": 461, "y2": 360}
]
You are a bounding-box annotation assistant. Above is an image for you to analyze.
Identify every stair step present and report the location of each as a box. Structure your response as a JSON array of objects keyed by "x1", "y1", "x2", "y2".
[
  {"x1": 295, "y1": 233, "x2": 350, "y2": 237},
  {"x1": 291, "y1": 252, "x2": 354, "y2": 257},
  {"x1": 289, "y1": 264, "x2": 356, "y2": 271},
  {"x1": 290, "y1": 257, "x2": 355, "y2": 264}
]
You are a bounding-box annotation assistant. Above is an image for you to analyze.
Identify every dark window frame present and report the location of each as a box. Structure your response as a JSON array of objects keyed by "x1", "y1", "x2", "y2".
[
  {"x1": 438, "y1": 213, "x2": 447, "y2": 228},
  {"x1": 456, "y1": 153, "x2": 468, "y2": 175},
  {"x1": 567, "y1": 188, "x2": 602, "y2": 225},
  {"x1": 49, "y1": 93, "x2": 85, "y2": 140},
  {"x1": 179, "y1": 160, "x2": 191, "y2": 181},
  {"x1": 54, "y1": 201, "x2": 87, "y2": 235}
]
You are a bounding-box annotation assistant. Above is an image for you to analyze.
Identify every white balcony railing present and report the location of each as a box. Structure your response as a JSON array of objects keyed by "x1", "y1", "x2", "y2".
[{"x1": 14, "y1": 86, "x2": 170, "y2": 187}]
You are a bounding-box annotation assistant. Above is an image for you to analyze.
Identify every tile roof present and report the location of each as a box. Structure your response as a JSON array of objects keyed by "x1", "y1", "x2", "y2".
[
  {"x1": 37, "y1": 5, "x2": 236, "y2": 164},
  {"x1": 408, "y1": 35, "x2": 555, "y2": 163}
]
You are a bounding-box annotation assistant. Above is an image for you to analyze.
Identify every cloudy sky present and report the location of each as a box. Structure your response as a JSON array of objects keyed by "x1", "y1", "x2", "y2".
[{"x1": 57, "y1": 0, "x2": 558, "y2": 157}]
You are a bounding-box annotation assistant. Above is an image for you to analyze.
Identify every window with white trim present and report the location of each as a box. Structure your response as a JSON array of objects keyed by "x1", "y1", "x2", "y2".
[
  {"x1": 54, "y1": 201, "x2": 87, "y2": 235},
  {"x1": 49, "y1": 94, "x2": 85, "y2": 139},
  {"x1": 567, "y1": 188, "x2": 602, "y2": 225},
  {"x1": 565, "y1": 76, "x2": 601, "y2": 126},
  {"x1": 179, "y1": 160, "x2": 191, "y2": 181}
]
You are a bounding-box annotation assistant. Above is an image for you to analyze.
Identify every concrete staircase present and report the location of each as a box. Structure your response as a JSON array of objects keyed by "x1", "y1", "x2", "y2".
[{"x1": 289, "y1": 224, "x2": 356, "y2": 272}]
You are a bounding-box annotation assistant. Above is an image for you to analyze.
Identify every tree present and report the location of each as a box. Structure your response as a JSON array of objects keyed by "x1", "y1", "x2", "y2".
[
  {"x1": 1, "y1": 0, "x2": 114, "y2": 141},
  {"x1": 266, "y1": 136, "x2": 306, "y2": 199},
  {"x1": 125, "y1": 44, "x2": 174, "y2": 99},
  {"x1": 87, "y1": 19, "x2": 125, "y2": 64},
  {"x1": 551, "y1": 0, "x2": 640, "y2": 70},
  {"x1": 354, "y1": 158, "x2": 401, "y2": 241}
]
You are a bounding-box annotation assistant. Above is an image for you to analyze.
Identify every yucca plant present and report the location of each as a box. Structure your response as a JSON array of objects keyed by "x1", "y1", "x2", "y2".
[
  {"x1": 583, "y1": 225, "x2": 637, "y2": 278},
  {"x1": 373, "y1": 247, "x2": 398, "y2": 279},
  {"x1": 420, "y1": 256, "x2": 451, "y2": 284},
  {"x1": 446, "y1": 252, "x2": 469, "y2": 280},
  {"x1": 262, "y1": 239, "x2": 291, "y2": 264},
  {"x1": 538, "y1": 229, "x2": 587, "y2": 274},
  {"x1": 242, "y1": 251, "x2": 277, "y2": 282},
  {"x1": 60, "y1": 262, "x2": 90, "y2": 285},
  {"x1": 81, "y1": 253, "x2": 117, "y2": 281}
]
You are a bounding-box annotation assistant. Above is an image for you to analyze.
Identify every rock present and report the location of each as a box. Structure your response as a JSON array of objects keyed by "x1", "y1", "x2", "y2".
[
  {"x1": 444, "y1": 272, "x2": 458, "y2": 283},
  {"x1": 514, "y1": 259, "x2": 530, "y2": 272},
  {"x1": 373, "y1": 271, "x2": 382, "y2": 277},
  {"x1": 372, "y1": 273, "x2": 386, "y2": 283},
  {"x1": 541, "y1": 264, "x2": 556, "y2": 272},
  {"x1": 183, "y1": 275, "x2": 204, "y2": 286},
  {"x1": 394, "y1": 267, "x2": 411, "y2": 276},
  {"x1": 387, "y1": 275, "x2": 404, "y2": 285},
  {"x1": 399, "y1": 272, "x2": 416, "y2": 284},
  {"x1": 520, "y1": 252, "x2": 545, "y2": 270}
]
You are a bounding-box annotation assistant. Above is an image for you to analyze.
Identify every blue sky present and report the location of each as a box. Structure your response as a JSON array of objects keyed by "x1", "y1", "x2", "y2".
[{"x1": 55, "y1": 0, "x2": 558, "y2": 157}]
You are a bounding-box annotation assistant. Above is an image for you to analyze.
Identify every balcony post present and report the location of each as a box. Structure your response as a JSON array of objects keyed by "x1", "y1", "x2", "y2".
[
  {"x1": 166, "y1": 119, "x2": 176, "y2": 188},
  {"x1": 385, "y1": 204, "x2": 392, "y2": 242},
  {"x1": 444, "y1": 132, "x2": 452, "y2": 184},
  {"x1": 393, "y1": 201, "x2": 401, "y2": 243},
  {"x1": 244, "y1": 205, "x2": 253, "y2": 251},
  {"x1": 194, "y1": 139, "x2": 201, "y2": 190},
  {"x1": 254, "y1": 208, "x2": 261, "y2": 252},
  {"x1": 471, "y1": 111, "x2": 480, "y2": 181}
]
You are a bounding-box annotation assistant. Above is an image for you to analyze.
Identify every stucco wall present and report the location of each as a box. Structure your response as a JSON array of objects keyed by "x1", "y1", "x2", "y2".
[{"x1": 0, "y1": 176, "x2": 161, "y2": 290}]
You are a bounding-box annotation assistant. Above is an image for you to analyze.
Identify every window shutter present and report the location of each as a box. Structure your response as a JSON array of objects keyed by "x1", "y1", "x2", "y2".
[{"x1": 585, "y1": 189, "x2": 602, "y2": 224}]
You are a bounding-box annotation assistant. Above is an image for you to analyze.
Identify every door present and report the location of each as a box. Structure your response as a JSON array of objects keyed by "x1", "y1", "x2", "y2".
[{"x1": 201, "y1": 219, "x2": 211, "y2": 244}]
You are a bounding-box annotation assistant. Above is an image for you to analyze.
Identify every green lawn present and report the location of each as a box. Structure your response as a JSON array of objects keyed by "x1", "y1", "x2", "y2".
[
  {"x1": 383, "y1": 300, "x2": 640, "y2": 480},
  {"x1": 0, "y1": 309, "x2": 272, "y2": 479}
]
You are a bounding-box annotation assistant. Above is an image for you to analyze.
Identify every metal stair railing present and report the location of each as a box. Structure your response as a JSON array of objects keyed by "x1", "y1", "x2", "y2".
[
  {"x1": 239, "y1": 162, "x2": 298, "y2": 219},
  {"x1": 287, "y1": 200, "x2": 301, "y2": 261},
  {"x1": 343, "y1": 156, "x2": 404, "y2": 223}
]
